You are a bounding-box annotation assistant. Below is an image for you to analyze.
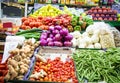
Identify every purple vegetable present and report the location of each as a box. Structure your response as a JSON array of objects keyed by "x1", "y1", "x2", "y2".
[
  {"x1": 52, "y1": 29, "x2": 59, "y2": 35},
  {"x1": 65, "y1": 34, "x2": 73, "y2": 41},
  {"x1": 54, "y1": 34, "x2": 62, "y2": 41},
  {"x1": 40, "y1": 39, "x2": 47, "y2": 46},
  {"x1": 49, "y1": 26, "x2": 54, "y2": 31},
  {"x1": 48, "y1": 42, "x2": 54, "y2": 46},
  {"x1": 46, "y1": 31, "x2": 51, "y2": 35},
  {"x1": 55, "y1": 25, "x2": 62, "y2": 31},
  {"x1": 47, "y1": 38, "x2": 53, "y2": 42},
  {"x1": 49, "y1": 34, "x2": 54, "y2": 38},
  {"x1": 54, "y1": 41, "x2": 63, "y2": 47},
  {"x1": 41, "y1": 32, "x2": 47, "y2": 36},
  {"x1": 64, "y1": 41, "x2": 72, "y2": 47},
  {"x1": 40, "y1": 35, "x2": 47, "y2": 39},
  {"x1": 60, "y1": 28, "x2": 69, "y2": 36}
]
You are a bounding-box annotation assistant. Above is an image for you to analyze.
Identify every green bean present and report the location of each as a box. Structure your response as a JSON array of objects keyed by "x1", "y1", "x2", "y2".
[{"x1": 73, "y1": 48, "x2": 120, "y2": 82}]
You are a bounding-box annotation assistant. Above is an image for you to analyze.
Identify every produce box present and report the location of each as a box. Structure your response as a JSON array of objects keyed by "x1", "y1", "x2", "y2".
[
  {"x1": 105, "y1": 21, "x2": 120, "y2": 27},
  {"x1": 38, "y1": 46, "x2": 73, "y2": 55},
  {"x1": 28, "y1": 46, "x2": 79, "y2": 83},
  {"x1": 4, "y1": 39, "x2": 40, "y2": 82},
  {"x1": 73, "y1": 48, "x2": 120, "y2": 83}
]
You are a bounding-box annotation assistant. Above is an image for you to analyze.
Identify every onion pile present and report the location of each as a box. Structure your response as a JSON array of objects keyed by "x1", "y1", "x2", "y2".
[{"x1": 40, "y1": 25, "x2": 73, "y2": 47}]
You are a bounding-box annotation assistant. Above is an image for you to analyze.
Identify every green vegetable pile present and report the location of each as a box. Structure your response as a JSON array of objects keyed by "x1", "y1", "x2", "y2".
[
  {"x1": 71, "y1": 15, "x2": 93, "y2": 31},
  {"x1": 16, "y1": 28, "x2": 42, "y2": 41},
  {"x1": 73, "y1": 48, "x2": 120, "y2": 83}
]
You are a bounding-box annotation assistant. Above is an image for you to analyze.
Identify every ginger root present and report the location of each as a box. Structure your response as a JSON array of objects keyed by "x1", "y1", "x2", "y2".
[
  {"x1": 9, "y1": 48, "x2": 20, "y2": 55},
  {"x1": 5, "y1": 71, "x2": 10, "y2": 80},
  {"x1": 30, "y1": 69, "x2": 47, "y2": 78},
  {"x1": 6, "y1": 39, "x2": 39, "y2": 80},
  {"x1": 8, "y1": 65, "x2": 18, "y2": 80},
  {"x1": 7, "y1": 58, "x2": 18, "y2": 68},
  {"x1": 19, "y1": 65, "x2": 28, "y2": 74},
  {"x1": 16, "y1": 75, "x2": 24, "y2": 80}
]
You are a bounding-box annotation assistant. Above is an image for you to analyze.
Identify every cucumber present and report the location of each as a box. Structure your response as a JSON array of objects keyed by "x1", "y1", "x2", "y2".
[{"x1": 16, "y1": 28, "x2": 42, "y2": 35}]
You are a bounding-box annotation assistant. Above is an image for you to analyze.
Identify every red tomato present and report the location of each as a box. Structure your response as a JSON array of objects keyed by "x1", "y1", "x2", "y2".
[
  {"x1": 23, "y1": 20, "x2": 29, "y2": 26},
  {"x1": 29, "y1": 22, "x2": 35, "y2": 28},
  {"x1": 21, "y1": 17, "x2": 27, "y2": 23},
  {"x1": 34, "y1": 22, "x2": 40, "y2": 27},
  {"x1": 38, "y1": 16, "x2": 43, "y2": 20},
  {"x1": 21, "y1": 25, "x2": 26, "y2": 29}
]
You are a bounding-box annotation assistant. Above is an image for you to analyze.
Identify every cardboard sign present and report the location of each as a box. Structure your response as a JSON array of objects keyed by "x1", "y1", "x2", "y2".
[{"x1": 3, "y1": 22, "x2": 12, "y2": 28}]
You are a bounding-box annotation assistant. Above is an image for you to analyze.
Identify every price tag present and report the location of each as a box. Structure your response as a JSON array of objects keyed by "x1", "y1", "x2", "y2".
[{"x1": 3, "y1": 22, "x2": 12, "y2": 28}]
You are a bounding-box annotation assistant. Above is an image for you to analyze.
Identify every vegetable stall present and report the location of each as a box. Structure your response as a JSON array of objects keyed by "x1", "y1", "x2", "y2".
[{"x1": 0, "y1": 2, "x2": 120, "y2": 83}]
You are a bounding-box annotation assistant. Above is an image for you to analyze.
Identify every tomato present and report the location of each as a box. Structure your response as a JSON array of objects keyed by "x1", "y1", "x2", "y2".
[
  {"x1": 36, "y1": 62, "x2": 39, "y2": 66},
  {"x1": 34, "y1": 22, "x2": 40, "y2": 27},
  {"x1": 21, "y1": 25, "x2": 26, "y2": 29},
  {"x1": 29, "y1": 22, "x2": 35, "y2": 28},
  {"x1": 38, "y1": 25, "x2": 45, "y2": 30},
  {"x1": 21, "y1": 17, "x2": 27, "y2": 23},
  {"x1": 38, "y1": 16, "x2": 43, "y2": 20},
  {"x1": 23, "y1": 20, "x2": 29, "y2": 26},
  {"x1": 44, "y1": 77, "x2": 49, "y2": 81}
]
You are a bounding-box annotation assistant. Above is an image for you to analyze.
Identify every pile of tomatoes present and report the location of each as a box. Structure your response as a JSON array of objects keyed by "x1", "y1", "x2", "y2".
[
  {"x1": 21, "y1": 14, "x2": 72, "y2": 31},
  {"x1": 29, "y1": 56, "x2": 78, "y2": 83}
]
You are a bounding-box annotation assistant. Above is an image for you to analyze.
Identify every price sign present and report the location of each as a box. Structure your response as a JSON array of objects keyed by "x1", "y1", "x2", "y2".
[{"x1": 3, "y1": 22, "x2": 12, "y2": 28}]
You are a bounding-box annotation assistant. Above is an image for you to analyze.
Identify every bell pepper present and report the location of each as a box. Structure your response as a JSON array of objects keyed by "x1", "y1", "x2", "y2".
[
  {"x1": 71, "y1": 19, "x2": 77, "y2": 26},
  {"x1": 74, "y1": 26, "x2": 81, "y2": 31},
  {"x1": 78, "y1": 21, "x2": 83, "y2": 26}
]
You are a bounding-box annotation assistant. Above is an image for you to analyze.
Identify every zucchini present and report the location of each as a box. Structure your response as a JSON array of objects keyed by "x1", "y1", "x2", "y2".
[{"x1": 16, "y1": 28, "x2": 42, "y2": 35}]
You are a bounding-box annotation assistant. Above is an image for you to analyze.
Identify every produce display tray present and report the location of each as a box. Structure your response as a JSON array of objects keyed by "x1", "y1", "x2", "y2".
[
  {"x1": 28, "y1": 46, "x2": 79, "y2": 83},
  {"x1": 38, "y1": 46, "x2": 74, "y2": 55},
  {"x1": 4, "y1": 47, "x2": 39, "y2": 83},
  {"x1": 94, "y1": 21, "x2": 120, "y2": 27}
]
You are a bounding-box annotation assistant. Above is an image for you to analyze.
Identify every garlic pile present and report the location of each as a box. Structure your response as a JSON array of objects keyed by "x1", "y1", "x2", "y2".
[{"x1": 71, "y1": 22, "x2": 116, "y2": 48}]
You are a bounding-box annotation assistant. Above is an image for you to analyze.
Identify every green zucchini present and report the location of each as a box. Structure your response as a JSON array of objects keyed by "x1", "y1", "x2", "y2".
[{"x1": 16, "y1": 28, "x2": 42, "y2": 35}]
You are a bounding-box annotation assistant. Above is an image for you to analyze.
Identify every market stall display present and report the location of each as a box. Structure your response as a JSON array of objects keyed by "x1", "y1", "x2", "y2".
[
  {"x1": 1, "y1": 1, "x2": 120, "y2": 83},
  {"x1": 30, "y1": 4, "x2": 63, "y2": 17},
  {"x1": 71, "y1": 15, "x2": 93, "y2": 31},
  {"x1": 73, "y1": 48, "x2": 120, "y2": 83},
  {"x1": 40, "y1": 26, "x2": 73, "y2": 47},
  {"x1": 87, "y1": 6, "x2": 118, "y2": 21},
  {"x1": 4, "y1": 39, "x2": 39, "y2": 80},
  {"x1": 29, "y1": 54, "x2": 78, "y2": 83},
  {"x1": 21, "y1": 14, "x2": 72, "y2": 30},
  {"x1": 71, "y1": 22, "x2": 115, "y2": 48},
  {"x1": 16, "y1": 28, "x2": 42, "y2": 41}
]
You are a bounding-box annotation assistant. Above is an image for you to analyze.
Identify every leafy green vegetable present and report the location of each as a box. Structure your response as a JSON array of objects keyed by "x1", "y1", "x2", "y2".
[{"x1": 73, "y1": 48, "x2": 120, "y2": 82}]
